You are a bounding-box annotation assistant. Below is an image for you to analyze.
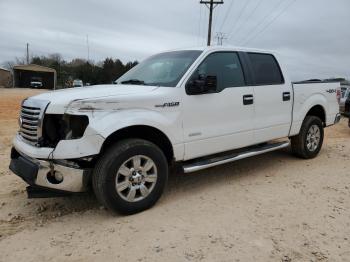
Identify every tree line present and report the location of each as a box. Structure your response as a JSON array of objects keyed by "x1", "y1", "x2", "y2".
[{"x1": 4, "y1": 53, "x2": 138, "y2": 88}]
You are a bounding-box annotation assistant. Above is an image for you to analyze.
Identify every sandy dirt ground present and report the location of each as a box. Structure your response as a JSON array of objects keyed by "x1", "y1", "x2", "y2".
[{"x1": 0, "y1": 88, "x2": 349, "y2": 262}]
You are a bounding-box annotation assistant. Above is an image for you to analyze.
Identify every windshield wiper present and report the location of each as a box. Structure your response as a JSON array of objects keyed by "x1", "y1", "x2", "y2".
[{"x1": 120, "y1": 79, "x2": 147, "y2": 85}]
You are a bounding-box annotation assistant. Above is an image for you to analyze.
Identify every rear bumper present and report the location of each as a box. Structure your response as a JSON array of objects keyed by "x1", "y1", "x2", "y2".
[{"x1": 9, "y1": 147, "x2": 91, "y2": 195}]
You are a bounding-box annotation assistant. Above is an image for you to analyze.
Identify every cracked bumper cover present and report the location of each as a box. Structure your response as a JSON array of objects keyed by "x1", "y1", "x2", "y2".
[{"x1": 13, "y1": 132, "x2": 105, "y2": 160}]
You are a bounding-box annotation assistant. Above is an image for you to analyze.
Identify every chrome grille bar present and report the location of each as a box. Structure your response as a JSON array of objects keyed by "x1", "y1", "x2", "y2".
[
  {"x1": 21, "y1": 123, "x2": 37, "y2": 129},
  {"x1": 21, "y1": 108, "x2": 41, "y2": 114},
  {"x1": 20, "y1": 112, "x2": 40, "y2": 119},
  {"x1": 20, "y1": 132, "x2": 38, "y2": 140},
  {"x1": 21, "y1": 118, "x2": 39, "y2": 125},
  {"x1": 20, "y1": 128, "x2": 38, "y2": 135}
]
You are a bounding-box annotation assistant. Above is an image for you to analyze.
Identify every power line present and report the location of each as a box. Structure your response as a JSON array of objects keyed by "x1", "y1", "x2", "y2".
[
  {"x1": 212, "y1": 4, "x2": 220, "y2": 35},
  {"x1": 237, "y1": 0, "x2": 288, "y2": 45},
  {"x1": 26, "y1": 43, "x2": 29, "y2": 64},
  {"x1": 229, "y1": 0, "x2": 264, "y2": 43},
  {"x1": 201, "y1": 5, "x2": 207, "y2": 46},
  {"x1": 200, "y1": 0, "x2": 224, "y2": 46},
  {"x1": 218, "y1": 0, "x2": 235, "y2": 33},
  {"x1": 86, "y1": 34, "x2": 90, "y2": 62},
  {"x1": 226, "y1": 0, "x2": 252, "y2": 41},
  {"x1": 242, "y1": 0, "x2": 297, "y2": 45},
  {"x1": 198, "y1": 4, "x2": 203, "y2": 45}
]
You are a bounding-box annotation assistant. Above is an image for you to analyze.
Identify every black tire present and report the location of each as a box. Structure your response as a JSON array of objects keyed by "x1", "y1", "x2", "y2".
[
  {"x1": 291, "y1": 116, "x2": 324, "y2": 159},
  {"x1": 92, "y1": 139, "x2": 168, "y2": 215}
]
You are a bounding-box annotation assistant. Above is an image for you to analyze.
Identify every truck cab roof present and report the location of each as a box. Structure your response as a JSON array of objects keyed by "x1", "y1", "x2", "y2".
[{"x1": 167, "y1": 46, "x2": 277, "y2": 55}]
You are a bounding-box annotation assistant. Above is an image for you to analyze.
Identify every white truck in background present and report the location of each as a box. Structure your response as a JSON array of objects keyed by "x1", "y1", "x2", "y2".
[
  {"x1": 72, "y1": 79, "x2": 84, "y2": 88},
  {"x1": 10, "y1": 46, "x2": 341, "y2": 214}
]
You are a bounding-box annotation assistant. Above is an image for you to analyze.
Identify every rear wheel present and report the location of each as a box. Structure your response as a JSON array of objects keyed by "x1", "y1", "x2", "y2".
[
  {"x1": 291, "y1": 116, "x2": 324, "y2": 159},
  {"x1": 92, "y1": 139, "x2": 168, "y2": 214}
]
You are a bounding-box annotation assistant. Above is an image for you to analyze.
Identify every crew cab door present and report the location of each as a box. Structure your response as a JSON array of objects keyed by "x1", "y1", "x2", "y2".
[
  {"x1": 182, "y1": 52, "x2": 255, "y2": 160},
  {"x1": 244, "y1": 52, "x2": 293, "y2": 143}
]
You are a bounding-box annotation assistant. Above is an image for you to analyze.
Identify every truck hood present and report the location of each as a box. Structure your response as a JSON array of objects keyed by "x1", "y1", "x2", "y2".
[{"x1": 30, "y1": 84, "x2": 159, "y2": 113}]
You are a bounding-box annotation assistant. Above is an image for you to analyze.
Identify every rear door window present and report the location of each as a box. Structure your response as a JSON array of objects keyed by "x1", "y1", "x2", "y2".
[{"x1": 247, "y1": 53, "x2": 284, "y2": 85}]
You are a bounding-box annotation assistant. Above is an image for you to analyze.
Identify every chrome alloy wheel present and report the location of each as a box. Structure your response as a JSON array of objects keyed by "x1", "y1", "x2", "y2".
[
  {"x1": 115, "y1": 155, "x2": 158, "y2": 202},
  {"x1": 306, "y1": 124, "x2": 321, "y2": 152}
]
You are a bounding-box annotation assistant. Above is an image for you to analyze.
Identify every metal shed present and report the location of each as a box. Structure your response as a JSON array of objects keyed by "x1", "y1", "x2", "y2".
[
  {"x1": 13, "y1": 64, "x2": 56, "y2": 89},
  {"x1": 0, "y1": 67, "x2": 11, "y2": 88}
]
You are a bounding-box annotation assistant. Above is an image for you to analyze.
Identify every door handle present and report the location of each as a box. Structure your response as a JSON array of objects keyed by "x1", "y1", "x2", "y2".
[
  {"x1": 283, "y1": 92, "x2": 291, "y2": 101},
  {"x1": 243, "y1": 94, "x2": 254, "y2": 105}
]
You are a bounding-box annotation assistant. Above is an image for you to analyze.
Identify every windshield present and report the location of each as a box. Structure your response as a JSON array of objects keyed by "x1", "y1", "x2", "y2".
[{"x1": 116, "y1": 50, "x2": 202, "y2": 87}]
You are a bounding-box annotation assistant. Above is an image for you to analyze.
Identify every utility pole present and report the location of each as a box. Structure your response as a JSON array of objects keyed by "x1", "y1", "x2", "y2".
[
  {"x1": 200, "y1": 0, "x2": 224, "y2": 46},
  {"x1": 26, "y1": 43, "x2": 29, "y2": 64},
  {"x1": 215, "y1": 32, "x2": 227, "y2": 45},
  {"x1": 86, "y1": 34, "x2": 90, "y2": 62}
]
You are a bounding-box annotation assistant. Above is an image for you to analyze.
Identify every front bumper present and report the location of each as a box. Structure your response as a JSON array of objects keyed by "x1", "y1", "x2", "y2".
[{"x1": 9, "y1": 147, "x2": 91, "y2": 195}]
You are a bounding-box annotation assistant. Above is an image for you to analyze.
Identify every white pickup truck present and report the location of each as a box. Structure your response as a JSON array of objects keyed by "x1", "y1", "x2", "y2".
[{"x1": 10, "y1": 46, "x2": 341, "y2": 214}]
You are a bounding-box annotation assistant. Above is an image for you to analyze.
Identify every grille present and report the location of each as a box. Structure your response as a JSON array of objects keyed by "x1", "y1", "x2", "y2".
[{"x1": 19, "y1": 99, "x2": 50, "y2": 146}]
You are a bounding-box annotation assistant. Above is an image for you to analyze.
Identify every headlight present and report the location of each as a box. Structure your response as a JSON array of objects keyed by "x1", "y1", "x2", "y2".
[{"x1": 42, "y1": 114, "x2": 89, "y2": 147}]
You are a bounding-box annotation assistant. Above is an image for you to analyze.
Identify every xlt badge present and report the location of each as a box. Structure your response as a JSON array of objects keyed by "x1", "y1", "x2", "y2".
[{"x1": 155, "y1": 102, "x2": 180, "y2": 108}]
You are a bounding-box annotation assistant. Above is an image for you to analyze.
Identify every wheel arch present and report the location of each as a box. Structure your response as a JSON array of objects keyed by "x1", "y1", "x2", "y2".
[
  {"x1": 305, "y1": 104, "x2": 326, "y2": 125},
  {"x1": 290, "y1": 97, "x2": 328, "y2": 136},
  {"x1": 100, "y1": 125, "x2": 174, "y2": 163}
]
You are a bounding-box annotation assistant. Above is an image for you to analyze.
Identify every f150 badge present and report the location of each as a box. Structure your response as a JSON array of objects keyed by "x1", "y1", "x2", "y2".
[{"x1": 155, "y1": 102, "x2": 180, "y2": 108}]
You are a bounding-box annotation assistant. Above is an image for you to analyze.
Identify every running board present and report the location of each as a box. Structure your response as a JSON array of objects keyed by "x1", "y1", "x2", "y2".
[{"x1": 182, "y1": 141, "x2": 290, "y2": 173}]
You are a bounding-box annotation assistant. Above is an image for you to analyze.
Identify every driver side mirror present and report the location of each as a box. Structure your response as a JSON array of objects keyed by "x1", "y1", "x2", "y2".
[{"x1": 186, "y1": 75, "x2": 217, "y2": 95}]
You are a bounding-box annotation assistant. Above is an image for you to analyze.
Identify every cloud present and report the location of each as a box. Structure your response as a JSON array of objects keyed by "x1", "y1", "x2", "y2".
[{"x1": 0, "y1": 0, "x2": 349, "y2": 80}]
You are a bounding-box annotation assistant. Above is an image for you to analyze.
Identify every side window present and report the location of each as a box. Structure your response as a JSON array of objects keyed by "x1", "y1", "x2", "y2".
[
  {"x1": 190, "y1": 52, "x2": 246, "y2": 92},
  {"x1": 247, "y1": 53, "x2": 284, "y2": 85}
]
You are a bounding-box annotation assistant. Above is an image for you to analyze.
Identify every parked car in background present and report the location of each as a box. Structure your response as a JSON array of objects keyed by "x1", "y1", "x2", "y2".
[
  {"x1": 30, "y1": 81, "x2": 43, "y2": 88},
  {"x1": 72, "y1": 79, "x2": 83, "y2": 87},
  {"x1": 340, "y1": 86, "x2": 350, "y2": 114},
  {"x1": 30, "y1": 77, "x2": 43, "y2": 88},
  {"x1": 10, "y1": 46, "x2": 341, "y2": 214}
]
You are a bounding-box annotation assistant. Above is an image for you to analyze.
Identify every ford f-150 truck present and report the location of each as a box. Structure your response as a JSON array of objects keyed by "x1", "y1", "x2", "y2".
[{"x1": 9, "y1": 46, "x2": 341, "y2": 214}]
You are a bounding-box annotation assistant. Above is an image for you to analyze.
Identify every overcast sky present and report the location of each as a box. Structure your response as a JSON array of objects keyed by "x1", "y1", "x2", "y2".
[{"x1": 0, "y1": 0, "x2": 349, "y2": 81}]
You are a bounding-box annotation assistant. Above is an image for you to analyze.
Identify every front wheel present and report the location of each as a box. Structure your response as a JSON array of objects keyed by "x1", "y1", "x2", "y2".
[
  {"x1": 291, "y1": 116, "x2": 324, "y2": 159},
  {"x1": 92, "y1": 139, "x2": 168, "y2": 214}
]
